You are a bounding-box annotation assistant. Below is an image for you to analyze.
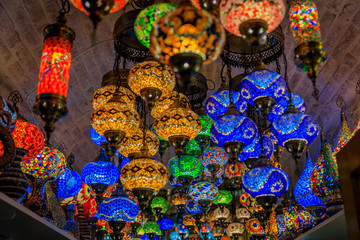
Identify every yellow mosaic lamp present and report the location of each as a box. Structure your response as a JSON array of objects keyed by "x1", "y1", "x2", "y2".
[{"x1": 151, "y1": 91, "x2": 191, "y2": 119}]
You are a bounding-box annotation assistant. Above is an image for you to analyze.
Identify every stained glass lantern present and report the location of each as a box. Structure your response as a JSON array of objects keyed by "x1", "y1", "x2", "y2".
[
  {"x1": 172, "y1": 191, "x2": 190, "y2": 207},
  {"x1": 283, "y1": 205, "x2": 299, "y2": 237},
  {"x1": 91, "y1": 92, "x2": 140, "y2": 151},
  {"x1": 267, "y1": 93, "x2": 306, "y2": 123},
  {"x1": 188, "y1": 181, "x2": 218, "y2": 210},
  {"x1": 90, "y1": 126, "x2": 106, "y2": 146},
  {"x1": 200, "y1": 223, "x2": 213, "y2": 240},
  {"x1": 296, "y1": 209, "x2": 315, "y2": 230},
  {"x1": 225, "y1": 222, "x2": 245, "y2": 238},
  {"x1": 143, "y1": 221, "x2": 162, "y2": 239},
  {"x1": 219, "y1": 0, "x2": 286, "y2": 46},
  {"x1": 0, "y1": 97, "x2": 16, "y2": 132},
  {"x1": 224, "y1": 161, "x2": 246, "y2": 186},
  {"x1": 201, "y1": 147, "x2": 229, "y2": 172},
  {"x1": 270, "y1": 102, "x2": 319, "y2": 160},
  {"x1": 239, "y1": 135, "x2": 274, "y2": 162},
  {"x1": 33, "y1": 10, "x2": 75, "y2": 137},
  {"x1": 57, "y1": 168, "x2": 82, "y2": 199},
  {"x1": 159, "y1": 218, "x2": 173, "y2": 231},
  {"x1": 247, "y1": 218, "x2": 264, "y2": 237},
  {"x1": 98, "y1": 196, "x2": 139, "y2": 222},
  {"x1": 310, "y1": 132, "x2": 342, "y2": 216},
  {"x1": 118, "y1": 129, "x2": 159, "y2": 159},
  {"x1": 213, "y1": 190, "x2": 233, "y2": 206},
  {"x1": 21, "y1": 145, "x2": 66, "y2": 179},
  {"x1": 169, "y1": 155, "x2": 203, "y2": 186},
  {"x1": 151, "y1": 196, "x2": 168, "y2": 215},
  {"x1": 294, "y1": 150, "x2": 325, "y2": 211},
  {"x1": 185, "y1": 199, "x2": 203, "y2": 215},
  {"x1": 150, "y1": 0, "x2": 225, "y2": 92},
  {"x1": 134, "y1": 3, "x2": 177, "y2": 48},
  {"x1": 184, "y1": 139, "x2": 202, "y2": 157},
  {"x1": 334, "y1": 110, "x2": 352, "y2": 153},
  {"x1": 128, "y1": 61, "x2": 176, "y2": 108},
  {"x1": 152, "y1": 92, "x2": 191, "y2": 119},
  {"x1": 214, "y1": 207, "x2": 230, "y2": 221},
  {"x1": 239, "y1": 69, "x2": 288, "y2": 119},
  {"x1": 175, "y1": 224, "x2": 189, "y2": 239},
  {"x1": 154, "y1": 97, "x2": 201, "y2": 155},
  {"x1": 205, "y1": 89, "x2": 247, "y2": 121},
  {"x1": 69, "y1": 0, "x2": 129, "y2": 29},
  {"x1": 289, "y1": 0, "x2": 327, "y2": 96},
  {"x1": 239, "y1": 192, "x2": 263, "y2": 214}
]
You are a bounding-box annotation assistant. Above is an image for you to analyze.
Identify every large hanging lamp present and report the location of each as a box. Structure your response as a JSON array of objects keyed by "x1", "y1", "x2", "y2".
[
  {"x1": 152, "y1": 92, "x2": 191, "y2": 119},
  {"x1": 150, "y1": 0, "x2": 225, "y2": 92},
  {"x1": 169, "y1": 155, "x2": 203, "y2": 186},
  {"x1": 154, "y1": 96, "x2": 201, "y2": 156},
  {"x1": 128, "y1": 60, "x2": 176, "y2": 109},
  {"x1": 219, "y1": 0, "x2": 286, "y2": 46},
  {"x1": 34, "y1": 3, "x2": 75, "y2": 139},
  {"x1": 267, "y1": 93, "x2": 306, "y2": 123},
  {"x1": 56, "y1": 168, "x2": 82, "y2": 199}
]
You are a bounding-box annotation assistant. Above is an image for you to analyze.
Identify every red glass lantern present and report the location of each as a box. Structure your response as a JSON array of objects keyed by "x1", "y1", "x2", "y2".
[{"x1": 34, "y1": 13, "x2": 75, "y2": 138}]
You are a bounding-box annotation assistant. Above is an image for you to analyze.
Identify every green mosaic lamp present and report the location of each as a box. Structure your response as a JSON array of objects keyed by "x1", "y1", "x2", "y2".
[
  {"x1": 168, "y1": 155, "x2": 203, "y2": 186},
  {"x1": 151, "y1": 196, "x2": 168, "y2": 216},
  {"x1": 184, "y1": 139, "x2": 202, "y2": 157},
  {"x1": 212, "y1": 190, "x2": 233, "y2": 208}
]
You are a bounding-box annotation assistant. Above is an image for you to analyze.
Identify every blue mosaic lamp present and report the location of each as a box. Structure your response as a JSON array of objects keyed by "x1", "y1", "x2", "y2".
[
  {"x1": 270, "y1": 101, "x2": 319, "y2": 160},
  {"x1": 159, "y1": 218, "x2": 173, "y2": 230},
  {"x1": 175, "y1": 224, "x2": 189, "y2": 240},
  {"x1": 98, "y1": 194, "x2": 139, "y2": 222},
  {"x1": 239, "y1": 69, "x2": 288, "y2": 119},
  {"x1": 267, "y1": 93, "x2": 306, "y2": 122},
  {"x1": 294, "y1": 150, "x2": 324, "y2": 210},
  {"x1": 185, "y1": 199, "x2": 203, "y2": 215},
  {"x1": 56, "y1": 168, "x2": 82, "y2": 199},
  {"x1": 205, "y1": 86, "x2": 247, "y2": 120},
  {"x1": 90, "y1": 126, "x2": 106, "y2": 145},
  {"x1": 239, "y1": 135, "x2": 274, "y2": 162}
]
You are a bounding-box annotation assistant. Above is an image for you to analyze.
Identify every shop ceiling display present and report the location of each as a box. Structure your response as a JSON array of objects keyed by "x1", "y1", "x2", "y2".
[{"x1": 0, "y1": 0, "x2": 347, "y2": 240}]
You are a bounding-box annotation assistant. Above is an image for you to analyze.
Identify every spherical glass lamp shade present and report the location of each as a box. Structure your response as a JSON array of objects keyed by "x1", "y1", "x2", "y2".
[
  {"x1": 98, "y1": 196, "x2": 139, "y2": 222},
  {"x1": 90, "y1": 126, "x2": 106, "y2": 145},
  {"x1": 151, "y1": 196, "x2": 168, "y2": 214},
  {"x1": 239, "y1": 70, "x2": 288, "y2": 118},
  {"x1": 267, "y1": 93, "x2": 306, "y2": 123},
  {"x1": 239, "y1": 135, "x2": 274, "y2": 161},
  {"x1": 62, "y1": 182, "x2": 92, "y2": 205},
  {"x1": 296, "y1": 209, "x2": 315, "y2": 230},
  {"x1": 169, "y1": 155, "x2": 203, "y2": 184},
  {"x1": 184, "y1": 139, "x2": 202, "y2": 157},
  {"x1": 212, "y1": 190, "x2": 233, "y2": 205},
  {"x1": 152, "y1": 92, "x2": 191, "y2": 119},
  {"x1": 242, "y1": 166, "x2": 290, "y2": 198},
  {"x1": 225, "y1": 222, "x2": 245, "y2": 237},
  {"x1": 220, "y1": 0, "x2": 286, "y2": 45},
  {"x1": 294, "y1": 151, "x2": 324, "y2": 209},
  {"x1": 247, "y1": 218, "x2": 264, "y2": 236},
  {"x1": 270, "y1": 109, "x2": 319, "y2": 160},
  {"x1": 92, "y1": 85, "x2": 135, "y2": 110},
  {"x1": 118, "y1": 129, "x2": 159, "y2": 158},
  {"x1": 21, "y1": 145, "x2": 66, "y2": 179},
  {"x1": 185, "y1": 199, "x2": 203, "y2": 215},
  {"x1": 81, "y1": 160, "x2": 119, "y2": 187},
  {"x1": 56, "y1": 168, "x2": 82, "y2": 199},
  {"x1": 172, "y1": 192, "x2": 190, "y2": 206},
  {"x1": 201, "y1": 147, "x2": 229, "y2": 169},
  {"x1": 188, "y1": 181, "x2": 218, "y2": 201},
  {"x1": 224, "y1": 161, "x2": 246, "y2": 186},
  {"x1": 159, "y1": 218, "x2": 173, "y2": 230},
  {"x1": 128, "y1": 61, "x2": 176, "y2": 108},
  {"x1": 0, "y1": 97, "x2": 16, "y2": 132},
  {"x1": 205, "y1": 90, "x2": 247, "y2": 120},
  {"x1": 134, "y1": 3, "x2": 177, "y2": 48},
  {"x1": 120, "y1": 156, "x2": 168, "y2": 192}
]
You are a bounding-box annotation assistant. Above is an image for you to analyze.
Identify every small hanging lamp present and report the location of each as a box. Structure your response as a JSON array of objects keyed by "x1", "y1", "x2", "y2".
[{"x1": 168, "y1": 155, "x2": 203, "y2": 186}]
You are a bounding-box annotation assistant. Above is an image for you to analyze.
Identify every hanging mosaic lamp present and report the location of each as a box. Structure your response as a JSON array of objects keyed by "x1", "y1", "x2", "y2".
[
  {"x1": 118, "y1": 128, "x2": 159, "y2": 159},
  {"x1": 196, "y1": 109, "x2": 214, "y2": 151},
  {"x1": 334, "y1": 110, "x2": 352, "y2": 153},
  {"x1": 188, "y1": 181, "x2": 218, "y2": 211},
  {"x1": 224, "y1": 160, "x2": 246, "y2": 187},
  {"x1": 283, "y1": 205, "x2": 299, "y2": 238},
  {"x1": 294, "y1": 150, "x2": 325, "y2": 217},
  {"x1": 270, "y1": 101, "x2": 319, "y2": 161},
  {"x1": 239, "y1": 69, "x2": 288, "y2": 119},
  {"x1": 310, "y1": 131, "x2": 343, "y2": 216},
  {"x1": 128, "y1": 60, "x2": 176, "y2": 108},
  {"x1": 295, "y1": 209, "x2": 315, "y2": 231},
  {"x1": 212, "y1": 190, "x2": 233, "y2": 207},
  {"x1": 150, "y1": 0, "x2": 225, "y2": 92},
  {"x1": 91, "y1": 91, "x2": 140, "y2": 152},
  {"x1": 92, "y1": 70, "x2": 135, "y2": 111},
  {"x1": 239, "y1": 192, "x2": 263, "y2": 214},
  {"x1": 169, "y1": 155, "x2": 203, "y2": 186},
  {"x1": 246, "y1": 218, "x2": 265, "y2": 238},
  {"x1": 134, "y1": 3, "x2": 177, "y2": 48},
  {"x1": 151, "y1": 196, "x2": 168, "y2": 216},
  {"x1": 33, "y1": 6, "x2": 75, "y2": 139},
  {"x1": 0, "y1": 96, "x2": 17, "y2": 132},
  {"x1": 235, "y1": 207, "x2": 251, "y2": 223},
  {"x1": 154, "y1": 96, "x2": 201, "y2": 155},
  {"x1": 69, "y1": 0, "x2": 129, "y2": 29},
  {"x1": 21, "y1": 145, "x2": 66, "y2": 179},
  {"x1": 152, "y1": 92, "x2": 191, "y2": 119},
  {"x1": 143, "y1": 221, "x2": 162, "y2": 240},
  {"x1": 185, "y1": 199, "x2": 203, "y2": 215},
  {"x1": 267, "y1": 93, "x2": 306, "y2": 123},
  {"x1": 220, "y1": 0, "x2": 285, "y2": 46},
  {"x1": 56, "y1": 168, "x2": 82, "y2": 199},
  {"x1": 225, "y1": 222, "x2": 245, "y2": 239},
  {"x1": 184, "y1": 139, "x2": 202, "y2": 158},
  {"x1": 239, "y1": 135, "x2": 274, "y2": 162},
  {"x1": 289, "y1": 0, "x2": 327, "y2": 97},
  {"x1": 175, "y1": 224, "x2": 189, "y2": 240},
  {"x1": 201, "y1": 146, "x2": 228, "y2": 180},
  {"x1": 159, "y1": 218, "x2": 173, "y2": 232}
]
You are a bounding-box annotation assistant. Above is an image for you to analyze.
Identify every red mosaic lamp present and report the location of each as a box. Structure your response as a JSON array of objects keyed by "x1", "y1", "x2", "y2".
[{"x1": 34, "y1": 1, "x2": 75, "y2": 140}]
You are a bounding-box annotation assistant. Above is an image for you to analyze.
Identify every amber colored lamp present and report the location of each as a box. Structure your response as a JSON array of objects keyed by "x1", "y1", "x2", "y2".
[
  {"x1": 34, "y1": 15, "x2": 75, "y2": 137},
  {"x1": 128, "y1": 60, "x2": 176, "y2": 108},
  {"x1": 152, "y1": 92, "x2": 191, "y2": 119},
  {"x1": 92, "y1": 85, "x2": 135, "y2": 111}
]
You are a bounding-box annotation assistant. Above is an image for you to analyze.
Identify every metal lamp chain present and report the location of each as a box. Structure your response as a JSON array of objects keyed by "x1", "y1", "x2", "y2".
[{"x1": 59, "y1": 0, "x2": 70, "y2": 15}]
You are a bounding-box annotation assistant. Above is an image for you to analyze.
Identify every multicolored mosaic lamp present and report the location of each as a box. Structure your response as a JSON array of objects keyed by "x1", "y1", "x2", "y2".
[
  {"x1": 219, "y1": 0, "x2": 286, "y2": 46},
  {"x1": 267, "y1": 93, "x2": 306, "y2": 123},
  {"x1": 289, "y1": 0, "x2": 327, "y2": 97},
  {"x1": 150, "y1": 0, "x2": 225, "y2": 91},
  {"x1": 224, "y1": 160, "x2": 246, "y2": 187},
  {"x1": 188, "y1": 181, "x2": 218, "y2": 211},
  {"x1": 247, "y1": 218, "x2": 264, "y2": 238},
  {"x1": 201, "y1": 146, "x2": 228, "y2": 180},
  {"x1": 270, "y1": 101, "x2": 319, "y2": 161},
  {"x1": 294, "y1": 150, "x2": 325, "y2": 218},
  {"x1": 57, "y1": 168, "x2": 82, "y2": 199},
  {"x1": 169, "y1": 155, "x2": 203, "y2": 186},
  {"x1": 128, "y1": 61, "x2": 176, "y2": 108},
  {"x1": 196, "y1": 114, "x2": 214, "y2": 151},
  {"x1": 134, "y1": 3, "x2": 177, "y2": 48},
  {"x1": 334, "y1": 109, "x2": 352, "y2": 153},
  {"x1": 185, "y1": 199, "x2": 203, "y2": 215},
  {"x1": 239, "y1": 69, "x2": 288, "y2": 119}
]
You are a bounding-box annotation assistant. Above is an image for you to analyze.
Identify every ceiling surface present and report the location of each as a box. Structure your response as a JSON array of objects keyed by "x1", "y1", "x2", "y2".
[{"x1": 0, "y1": 0, "x2": 360, "y2": 188}]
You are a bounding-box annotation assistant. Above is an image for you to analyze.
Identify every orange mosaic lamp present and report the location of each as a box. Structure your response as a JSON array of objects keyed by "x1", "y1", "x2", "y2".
[{"x1": 34, "y1": 8, "x2": 75, "y2": 140}]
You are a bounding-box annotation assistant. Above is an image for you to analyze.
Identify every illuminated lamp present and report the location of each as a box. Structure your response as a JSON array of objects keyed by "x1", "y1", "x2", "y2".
[
  {"x1": 270, "y1": 100, "x2": 319, "y2": 161},
  {"x1": 196, "y1": 109, "x2": 213, "y2": 151},
  {"x1": 152, "y1": 92, "x2": 191, "y2": 119},
  {"x1": 151, "y1": 196, "x2": 168, "y2": 216},
  {"x1": 219, "y1": 0, "x2": 286, "y2": 46},
  {"x1": 169, "y1": 155, "x2": 203, "y2": 186},
  {"x1": 154, "y1": 96, "x2": 201, "y2": 155},
  {"x1": 56, "y1": 168, "x2": 82, "y2": 199},
  {"x1": 201, "y1": 146, "x2": 228, "y2": 181},
  {"x1": 184, "y1": 139, "x2": 202, "y2": 158},
  {"x1": 171, "y1": 187, "x2": 190, "y2": 213},
  {"x1": 224, "y1": 160, "x2": 246, "y2": 187},
  {"x1": 213, "y1": 190, "x2": 233, "y2": 207},
  {"x1": 235, "y1": 207, "x2": 251, "y2": 223},
  {"x1": 91, "y1": 92, "x2": 140, "y2": 152},
  {"x1": 33, "y1": 8, "x2": 75, "y2": 139},
  {"x1": 175, "y1": 224, "x2": 189, "y2": 240},
  {"x1": 225, "y1": 222, "x2": 245, "y2": 239},
  {"x1": 190, "y1": 0, "x2": 221, "y2": 16},
  {"x1": 143, "y1": 221, "x2": 162, "y2": 240},
  {"x1": 150, "y1": 0, "x2": 225, "y2": 92},
  {"x1": 240, "y1": 136, "x2": 274, "y2": 164},
  {"x1": 134, "y1": 3, "x2": 177, "y2": 48},
  {"x1": 267, "y1": 93, "x2": 306, "y2": 123},
  {"x1": 246, "y1": 218, "x2": 264, "y2": 238},
  {"x1": 334, "y1": 109, "x2": 351, "y2": 153},
  {"x1": 128, "y1": 60, "x2": 176, "y2": 108},
  {"x1": 199, "y1": 223, "x2": 213, "y2": 240},
  {"x1": 296, "y1": 209, "x2": 315, "y2": 231},
  {"x1": 185, "y1": 199, "x2": 203, "y2": 215},
  {"x1": 289, "y1": 0, "x2": 327, "y2": 97},
  {"x1": 188, "y1": 181, "x2": 218, "y2": 211}
]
